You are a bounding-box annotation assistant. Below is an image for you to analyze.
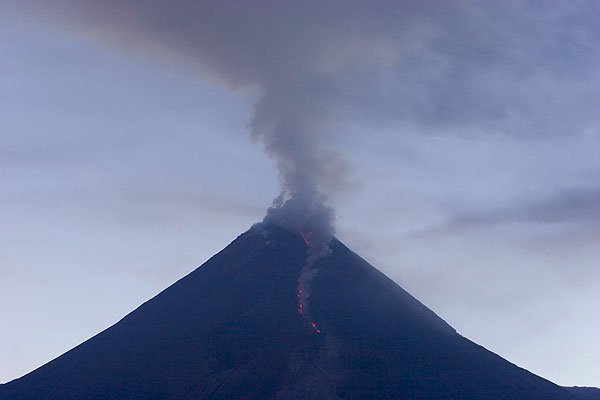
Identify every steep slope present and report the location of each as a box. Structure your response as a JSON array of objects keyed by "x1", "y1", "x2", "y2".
[
  {"x1": 0, "y1": 223, "x2": 579, "y2": 399},
  {"x1": 567, "y1": 387, "x2": 600, "y2": 400}
]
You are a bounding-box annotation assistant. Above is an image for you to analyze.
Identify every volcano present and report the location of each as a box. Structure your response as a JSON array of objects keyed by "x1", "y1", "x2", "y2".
[{"x1": 0, "y1": 223, "x2": 591, "y2": 399}]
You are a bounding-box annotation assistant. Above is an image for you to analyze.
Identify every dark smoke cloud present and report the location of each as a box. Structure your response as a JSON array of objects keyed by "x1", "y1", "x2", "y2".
[{"x1": 9, "y1": 0, "x2": 600, "y2": 238}]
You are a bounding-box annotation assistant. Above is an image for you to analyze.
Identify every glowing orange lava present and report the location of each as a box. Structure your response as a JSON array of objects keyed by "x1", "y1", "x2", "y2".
[
  {"x1": 297, "y1": 284, "x2": 321, "y2": 334},
  {"x1": 296, "y1": 228, "x2": 322, "y2": 334},
  {"x1": 309, "y1": 322, "x2": 321, "y2": 333}
]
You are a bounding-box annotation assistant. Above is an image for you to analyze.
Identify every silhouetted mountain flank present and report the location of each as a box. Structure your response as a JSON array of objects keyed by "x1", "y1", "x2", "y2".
[
  {"x1": 0, "y1": 224, "x2": 587, "y2": 399},
  {"x1": 567, "y1": 387, "x2": 600, "y2": 400}
]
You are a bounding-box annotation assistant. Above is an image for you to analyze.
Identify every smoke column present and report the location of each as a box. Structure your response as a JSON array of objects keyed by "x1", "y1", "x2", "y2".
[
  {"x1": 9, "y1": 1, "x2": 596, "y2": 241},
  {"x1": 10, "y1": 0, "x2": 388, "y2": 240},
  {"x1": 251, "y1": 81, "x2": 337, "y2": 241}
]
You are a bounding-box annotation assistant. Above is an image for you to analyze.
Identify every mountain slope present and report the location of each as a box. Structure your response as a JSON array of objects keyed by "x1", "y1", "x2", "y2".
[
  {"x1": 567, "y1": 387, "x2": 600, "y2": 400},
  {"x1": 0, "y1": 223, "x2": 580, "y2": 399}
]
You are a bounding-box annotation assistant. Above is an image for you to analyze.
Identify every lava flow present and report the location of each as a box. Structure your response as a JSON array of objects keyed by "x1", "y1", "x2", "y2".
[
  {"x1": 309, "y1": 322, "x2": 321, "y2": 334},
  {"x1": 296, "y1": 228, "x2": 322, "y2": 334},
  {"x1": 299, "y1": 229, "x2": 314, "y2": 248}
]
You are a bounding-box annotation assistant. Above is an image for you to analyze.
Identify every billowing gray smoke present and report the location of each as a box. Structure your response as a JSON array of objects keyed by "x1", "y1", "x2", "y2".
[
  {"x1": 249, "y1": 80, "x2": 340, "y2": 239},
  {"x1": 17, "y1": 0, "x2": 401, "y2": 240},
  {"x1": 11, "y1": 1, "x2": 600, "y2": 240}
]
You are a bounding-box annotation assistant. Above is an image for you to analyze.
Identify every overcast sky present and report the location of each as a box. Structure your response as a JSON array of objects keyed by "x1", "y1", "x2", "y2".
[{"x1": 1, "y1": 1, "x2": 599, "y2": 387}]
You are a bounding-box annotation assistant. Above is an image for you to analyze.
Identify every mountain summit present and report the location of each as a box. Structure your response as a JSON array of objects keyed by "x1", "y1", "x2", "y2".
[{"x1": 0, "y1": 224, "x2": 584, "y2": 399}]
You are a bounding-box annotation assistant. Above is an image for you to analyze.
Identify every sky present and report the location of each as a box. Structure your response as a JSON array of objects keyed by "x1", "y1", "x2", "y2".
[{"x1": 1, "y1": 0, "x2": 599, "y2": 387}]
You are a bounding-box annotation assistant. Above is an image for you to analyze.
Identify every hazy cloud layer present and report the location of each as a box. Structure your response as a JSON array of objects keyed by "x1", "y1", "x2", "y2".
[
  {"x1": 9, "y1": 0, "x2": 599, "y2": 238},
  {"x1": 420, "y1": 186, "x2": 600, "y2": 237}
]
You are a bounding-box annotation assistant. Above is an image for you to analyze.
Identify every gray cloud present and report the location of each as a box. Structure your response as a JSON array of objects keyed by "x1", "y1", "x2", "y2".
[
  {"x1": 421, "y1": 186, "x2": 600, "y2": 235},
  {"x1": 9, "y1": 0, "x2": 600, "y2": 238}
]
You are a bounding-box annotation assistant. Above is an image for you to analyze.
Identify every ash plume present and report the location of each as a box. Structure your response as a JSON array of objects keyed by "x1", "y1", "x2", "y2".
[
  {"x1": 10, "y1": 0, "x2": 600, "y2": 241},
  {"x1": 6, "y1": 0, "x2": 447, "y2": 241},
  {"x1": 250, "y1": 81, "x2": 340, "y2": 240},
  {"x1": 13, "y1": 0, "x2": 374, "y2": 241}
]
